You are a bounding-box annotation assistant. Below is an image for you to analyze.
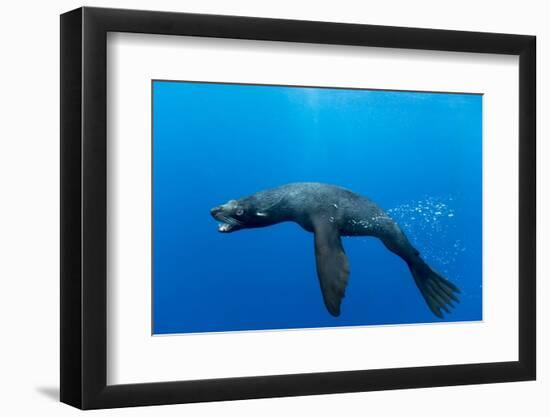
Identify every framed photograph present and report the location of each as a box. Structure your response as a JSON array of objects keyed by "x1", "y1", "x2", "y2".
[{"x1": 60, "y1": 6, "x2": 536, "y2": 409}]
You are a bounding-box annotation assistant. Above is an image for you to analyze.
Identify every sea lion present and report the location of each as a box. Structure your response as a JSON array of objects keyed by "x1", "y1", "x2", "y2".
[{"x1": 210, "y1": 182, "x2": 460, "y2": 318}]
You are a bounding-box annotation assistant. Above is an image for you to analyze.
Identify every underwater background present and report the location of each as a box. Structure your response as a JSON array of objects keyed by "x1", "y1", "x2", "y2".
[{"x1": 152, "y1": 80, "x2": 482, "y2": 335}]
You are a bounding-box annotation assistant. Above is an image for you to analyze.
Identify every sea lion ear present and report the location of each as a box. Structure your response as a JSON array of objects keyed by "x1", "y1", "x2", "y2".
[{"x1": 256, "y1": 211, "x2": 268, "y2": 217}]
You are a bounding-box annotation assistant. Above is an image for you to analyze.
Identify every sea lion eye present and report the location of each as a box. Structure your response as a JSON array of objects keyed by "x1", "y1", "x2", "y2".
[{"x1": 235, "y1": 208, "x2": 244, "y2": 216}]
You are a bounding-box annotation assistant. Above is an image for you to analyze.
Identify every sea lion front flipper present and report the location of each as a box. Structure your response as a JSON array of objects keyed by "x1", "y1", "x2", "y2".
[{"x1": 312, "y1": 218, "x2": 350, "y2": 317}]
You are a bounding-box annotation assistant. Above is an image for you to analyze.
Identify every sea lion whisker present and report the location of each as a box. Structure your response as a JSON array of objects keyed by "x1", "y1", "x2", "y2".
[
  {"x1": 220, "y1": 215, "x2": 233, "y2": 225},
  {"x1": 221, "y1": 215, "x2": 243, "y2": 226}
]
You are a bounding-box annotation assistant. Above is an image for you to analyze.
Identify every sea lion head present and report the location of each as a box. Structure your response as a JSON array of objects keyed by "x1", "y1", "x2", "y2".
[{"x1": 210, "y1": 198, "x2": 273, "y2": 233}]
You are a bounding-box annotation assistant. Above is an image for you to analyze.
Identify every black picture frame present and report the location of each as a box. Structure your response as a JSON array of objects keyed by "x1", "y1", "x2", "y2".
[{"x1": 60, "y1": 6, "x2": 536, "y2": 410}]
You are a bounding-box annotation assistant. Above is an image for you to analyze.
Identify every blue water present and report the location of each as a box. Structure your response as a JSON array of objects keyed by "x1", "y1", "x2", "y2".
[{"x1": 152, "y1": 80, "x2": 482, "y2": 334}]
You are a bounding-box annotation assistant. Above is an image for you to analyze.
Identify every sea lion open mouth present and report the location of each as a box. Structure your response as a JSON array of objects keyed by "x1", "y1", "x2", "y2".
[
  {"x1": 217, "y1": 218, "x2": 238, "y2": 233},
  {"x1": 214, "y1": 215, "x2": 239, "y2": 233},
  {"x1": 210, "y1": 206, "x2": 242, "y2": 233},
  {"x1": 218, "y1": 222, "x2": 233, "y2": 233}
]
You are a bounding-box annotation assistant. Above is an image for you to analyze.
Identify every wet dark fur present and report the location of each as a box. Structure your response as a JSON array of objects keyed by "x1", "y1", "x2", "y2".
[{"x1": 211, "y1": 182, "x2": 460, "y2": 317}]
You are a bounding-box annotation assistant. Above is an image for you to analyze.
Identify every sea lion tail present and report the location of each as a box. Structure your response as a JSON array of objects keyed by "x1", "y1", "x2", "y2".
[{"x1": 408, "y1": 260, "x2": 460, "y2": 318}]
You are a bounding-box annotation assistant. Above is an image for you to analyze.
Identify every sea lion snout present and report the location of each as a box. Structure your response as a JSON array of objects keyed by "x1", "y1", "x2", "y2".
[
  {"x1": 210, "y1": 201, "x2": 236, "y2": 218},
  {"x1": 210, "y1": 206, "x2": 222, "y2": 217},
  {"x1": 210, "y1": 201, "x2": 244, "y2": 233}
]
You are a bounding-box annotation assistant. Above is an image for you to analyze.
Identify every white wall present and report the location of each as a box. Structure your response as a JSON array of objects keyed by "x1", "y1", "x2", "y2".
[{"x1": 0, "y1": 0, "x2": 545, "y2": 415}]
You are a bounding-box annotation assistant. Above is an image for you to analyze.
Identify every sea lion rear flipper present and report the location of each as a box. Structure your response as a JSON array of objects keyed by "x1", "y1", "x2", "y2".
[
  {"x1": 408, "y1": 260, "x2": 461, "y2": 318},
  {"x1": 313, "y1": 219, "x2": 350, "y2": 317}
]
